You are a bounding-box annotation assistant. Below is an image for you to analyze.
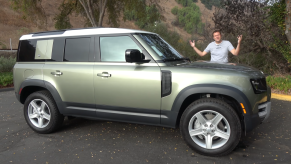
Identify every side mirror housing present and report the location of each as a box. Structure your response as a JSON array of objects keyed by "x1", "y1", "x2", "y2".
[{"x1": 125, "y1": 49, "x2": 150, "y2": 63}]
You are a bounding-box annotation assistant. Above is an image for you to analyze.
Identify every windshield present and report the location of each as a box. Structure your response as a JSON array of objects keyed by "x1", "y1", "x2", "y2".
[{"x1": 137, "y1": 33, "x2": 183, "y2": 60}]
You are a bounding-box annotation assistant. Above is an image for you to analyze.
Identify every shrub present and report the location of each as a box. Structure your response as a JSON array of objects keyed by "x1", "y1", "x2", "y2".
[
  {"x1": 200, "y1": 0, "x2": 220, "y2": 10},
  {"x1": 171, "y1": 6, "x2": 179, "y2": 15},
  {"x1": 176, "y1": 0, "x2": 197, "y2": 7},
  {"x1": 0, "y1": 41, "x2": 7, "y2": 49},
  {"x1": 0, "y1": 56, "x2": 16, "y2": 72},
  {"x1": 0, "y1": 72, "x2": 13, "y2": 86}
]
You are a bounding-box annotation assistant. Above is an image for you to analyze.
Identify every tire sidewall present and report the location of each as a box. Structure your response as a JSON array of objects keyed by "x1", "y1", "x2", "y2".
[{"x1": 180, "y1": 99, "x2": 241, "y2": 156}]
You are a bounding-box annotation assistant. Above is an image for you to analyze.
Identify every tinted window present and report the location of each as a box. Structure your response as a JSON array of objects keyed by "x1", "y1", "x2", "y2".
[
  {"x1": 18, "y1": 40, "x2": 37, "y2": 62},
  {"x1": 100, "y1": 36, "x2": 141, "y2": 62},
  {"x1": 49, "y1": 38, "x2": 65, "y2": 62},
  {"x1": 64, "y1": 38, "x2": 90, "y2": 62}
]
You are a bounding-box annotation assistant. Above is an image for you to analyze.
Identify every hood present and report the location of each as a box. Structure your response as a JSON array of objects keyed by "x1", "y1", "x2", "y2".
[{"x1": 174, "y1": 60, "x2": 265, "y2": 77}]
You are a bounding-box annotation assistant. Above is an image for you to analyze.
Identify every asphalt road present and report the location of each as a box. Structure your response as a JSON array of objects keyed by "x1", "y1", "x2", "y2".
[{"x1": 0, "y1": 90, "x2": 291, "y2": 164}]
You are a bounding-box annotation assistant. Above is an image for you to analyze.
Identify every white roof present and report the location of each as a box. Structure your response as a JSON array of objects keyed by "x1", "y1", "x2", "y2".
[{"x1": 20, "y1": 28, "x2": 154, "y2": 40}]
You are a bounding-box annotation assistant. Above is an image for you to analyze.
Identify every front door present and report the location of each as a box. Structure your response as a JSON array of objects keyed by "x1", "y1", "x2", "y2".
[{"x1": 94, "y1": 35, "x2": 161, "y2": 124}]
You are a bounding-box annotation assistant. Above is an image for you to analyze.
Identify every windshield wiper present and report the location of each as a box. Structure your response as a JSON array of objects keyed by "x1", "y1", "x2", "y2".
[{"x1": 163, "y1": 57, "x2": 190, "y2": 62}]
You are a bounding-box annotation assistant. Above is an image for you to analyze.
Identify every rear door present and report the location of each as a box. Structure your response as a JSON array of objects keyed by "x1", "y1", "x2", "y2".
[
  {"x1": 43, "y1": 37, "x2": 96, "y2": 116},
  {"x1": 93, "y1": 34, "x2": 161, "y2": 124}
]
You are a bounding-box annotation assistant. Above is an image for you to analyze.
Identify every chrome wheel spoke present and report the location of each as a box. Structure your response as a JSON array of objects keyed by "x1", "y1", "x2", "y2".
[
  {"x1": 211, "y1": 113, "x2": 223, "y2": 127},
  {"x1": 40, "y1": 101, "x2": 46, "y2": 111},
  {"x1": 195, "y1": 112, "x2": 207, "y2": 125},
  {"x1": 30, "y1": 101, "x2": 39, "y2": 110},
  {"x1": 215, "y1": 129, "x2": 230, "y2": 140},
  {"x1": 42, "y1": 112, "x2": 51, "y2": 121},
  {"x1": 38, "y1": 117, "x2": 44, "y2": 127},
  {"x1": 205, "y1": 134, "x2": 213, "y2": 149},
  {"x1": 29, "y1": 114, "x2": 38, "y2": 119},
  {"x1": 189, "y1": 128, "x2": 204, "y2": 137}
]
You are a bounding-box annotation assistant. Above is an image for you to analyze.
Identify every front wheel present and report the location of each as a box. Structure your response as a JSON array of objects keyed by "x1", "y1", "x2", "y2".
[{"x1": 180, "y1": 98, "x2": 241, "y2": 156}]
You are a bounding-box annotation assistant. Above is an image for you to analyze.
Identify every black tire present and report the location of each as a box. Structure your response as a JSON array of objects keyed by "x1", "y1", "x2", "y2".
[
  {"x1": 180, "y1": 98, "x2": 241, "y2": 156},
  {"x1": 24, "y1": 90, "x2": 64, "y2": 134}
]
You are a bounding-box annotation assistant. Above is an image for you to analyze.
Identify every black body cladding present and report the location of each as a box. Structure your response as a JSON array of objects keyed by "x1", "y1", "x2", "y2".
[{"x1": 161, "y1": 71, "x2": 172, "y2": 97}]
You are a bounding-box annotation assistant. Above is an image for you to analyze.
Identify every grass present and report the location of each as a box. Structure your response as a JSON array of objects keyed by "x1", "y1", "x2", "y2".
[
  {"x1": 0, "y1": 72, "x2": 13, "y2": 87},
  {"x1": 266, "y1": 75, "x2": 291, "y2": 94}
]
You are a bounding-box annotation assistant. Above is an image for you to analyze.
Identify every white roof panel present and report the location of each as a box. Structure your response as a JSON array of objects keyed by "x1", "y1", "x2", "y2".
[{"x1": 20, "y1": 28, "x2": 154, "y2": 40}]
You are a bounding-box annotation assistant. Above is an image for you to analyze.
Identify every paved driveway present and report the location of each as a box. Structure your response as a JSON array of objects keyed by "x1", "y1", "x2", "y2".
[{"x1": 0, "y1": 90, "x2": 291, "y2": 163}]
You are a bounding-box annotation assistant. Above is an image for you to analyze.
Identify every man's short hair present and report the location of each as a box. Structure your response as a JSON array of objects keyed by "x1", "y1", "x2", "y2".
[{"x1": 212, "y1": 29, "x2": 221, "y2": 36}]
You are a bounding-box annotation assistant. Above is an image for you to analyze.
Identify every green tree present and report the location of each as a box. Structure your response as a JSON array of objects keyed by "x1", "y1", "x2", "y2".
[
  {"x1": 174, "y1": 3, "x2": 204, "y2": 34},
  {"x1": 124, "y1": 4, "x2": 161, "y2": 29},
  {"x1": 285, "y1": 0, "x2": 291, "y2": 46},
  {"x1": 200, "y1": 0, "x2": 220, "y2": 10},
  {"x1": 255, "y1": 0, "x2": 291, "y2": 48},
  {"x1": 11, "y1": 0, "x2": 162, "y2": 29}
]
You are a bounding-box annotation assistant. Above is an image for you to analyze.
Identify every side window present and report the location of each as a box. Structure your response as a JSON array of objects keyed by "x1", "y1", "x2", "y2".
[
  {"x1": 18, "y1": 40, "x2": 37, "y2": 62},
  {"x1": 64, "y1": 38, "x2": 90, "y2": 62},
  {"x1": 50, "y1": 38, "x2": 65, "y2": 62},
  {"x1": 100, "y1": 36, "x2": 141, "y2": 62},
  {"x1": 35, "y1": 39, "x2": 53, "y2": 60}
]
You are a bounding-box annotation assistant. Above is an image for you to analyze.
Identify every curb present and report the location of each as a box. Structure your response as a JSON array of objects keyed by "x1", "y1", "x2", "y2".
[
  {"x1": 0, "y1": 87, "x2": 14, "y2": 92},
  {"x1": 271, "y1": 93, "x2": 291, "y2": 102}
]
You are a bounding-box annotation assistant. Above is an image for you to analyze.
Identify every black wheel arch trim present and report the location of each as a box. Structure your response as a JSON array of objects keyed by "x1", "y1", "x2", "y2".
[
  {"x1": 18, "y1": 79, "x2": 66, "y2": 114},
  {"x1": 171, "y1": 84, "x2": 252, "y2": 114},
  {"x1": 18, "y1": 79, "x2": 46, "y2": 103}
]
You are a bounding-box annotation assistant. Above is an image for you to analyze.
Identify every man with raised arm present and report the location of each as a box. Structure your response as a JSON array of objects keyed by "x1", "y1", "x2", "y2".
[{"x1": 189, "y1": 29, "x2": 242, "y2": 63}]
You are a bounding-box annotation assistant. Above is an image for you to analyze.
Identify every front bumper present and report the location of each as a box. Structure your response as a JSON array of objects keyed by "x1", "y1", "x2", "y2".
[
  {"x1": 258, "y1": 101, "x2": 271, "y2": 122},
  {"x1": 244, "y1": 101, "x2": 271, "y2": 132}
]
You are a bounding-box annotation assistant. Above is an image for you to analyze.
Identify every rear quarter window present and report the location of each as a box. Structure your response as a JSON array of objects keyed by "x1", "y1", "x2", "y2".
[{"x1": 18, "y1": 40, "x2": 37, "y2": 62}]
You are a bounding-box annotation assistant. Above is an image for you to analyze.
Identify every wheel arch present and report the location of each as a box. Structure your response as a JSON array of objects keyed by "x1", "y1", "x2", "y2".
[
  {"x1": 17, "y1": 79, "x2": 66, "y2": 114},
  {"x1": 161, "y1": 84, "x2": 251, "y2": 132}
]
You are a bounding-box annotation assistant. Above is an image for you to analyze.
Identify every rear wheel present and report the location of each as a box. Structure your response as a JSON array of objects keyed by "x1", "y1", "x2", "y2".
[
  {"x1": 24, "y1": 90, "x2": 64, "y2": 134},
  {"x1": 180, "y1": 98, "x2": 241, "y2": 156}
]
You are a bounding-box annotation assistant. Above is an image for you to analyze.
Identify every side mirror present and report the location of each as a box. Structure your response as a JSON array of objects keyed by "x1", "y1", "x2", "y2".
[
  {"x1": 125, "y1": 49, "x2": 150, "y2": 63},
  {"x1": 125, "y1": 49, "x2": 144, "y2": 63}
]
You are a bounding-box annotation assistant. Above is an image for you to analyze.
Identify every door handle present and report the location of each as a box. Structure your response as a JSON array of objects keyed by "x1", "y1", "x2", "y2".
[
  {"x1": 97, "y1": 72, "x2": 111, "y2": 78},
  {"x1": 51, "y1": 70, "x2": 63, "y2": 76}
]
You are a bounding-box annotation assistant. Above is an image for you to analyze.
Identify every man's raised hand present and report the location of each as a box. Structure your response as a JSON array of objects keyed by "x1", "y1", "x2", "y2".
[
  {"x1": 189, "y1": 40, "x2": 195, "y2": 48},
  {"x1": 237, "y1": 35, "x2": 242, "y2": 44}
]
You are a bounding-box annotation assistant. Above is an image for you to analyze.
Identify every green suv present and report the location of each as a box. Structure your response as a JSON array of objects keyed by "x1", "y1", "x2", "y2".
[{"x1": 14, "y1": 28, "x2": 271, "y2": 156}]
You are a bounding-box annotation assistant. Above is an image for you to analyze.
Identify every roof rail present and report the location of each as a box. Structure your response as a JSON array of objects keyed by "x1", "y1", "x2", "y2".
[
  {"x1": 31, "y1": 30, "x2": 66, "y2": 37},
  {"x1": 30, "y1": 27, "x2": 103, "y2": 37},
  {"x1": 30, "y1": 29, "x2": 67, "y2": 35},
  {"x1": 67, "y1": 27, "x2": 103, "y2": 31}
]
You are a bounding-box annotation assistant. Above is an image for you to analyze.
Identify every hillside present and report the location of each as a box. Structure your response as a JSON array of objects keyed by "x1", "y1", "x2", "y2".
[{"x1": 0, "y1": 0, "x2": 215, "y2": 49}]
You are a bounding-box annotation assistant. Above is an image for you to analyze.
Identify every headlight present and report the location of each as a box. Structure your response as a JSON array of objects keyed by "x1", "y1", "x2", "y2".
[{"x1": 250, "y1": 78, "x2": 267, "y2": 94}]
